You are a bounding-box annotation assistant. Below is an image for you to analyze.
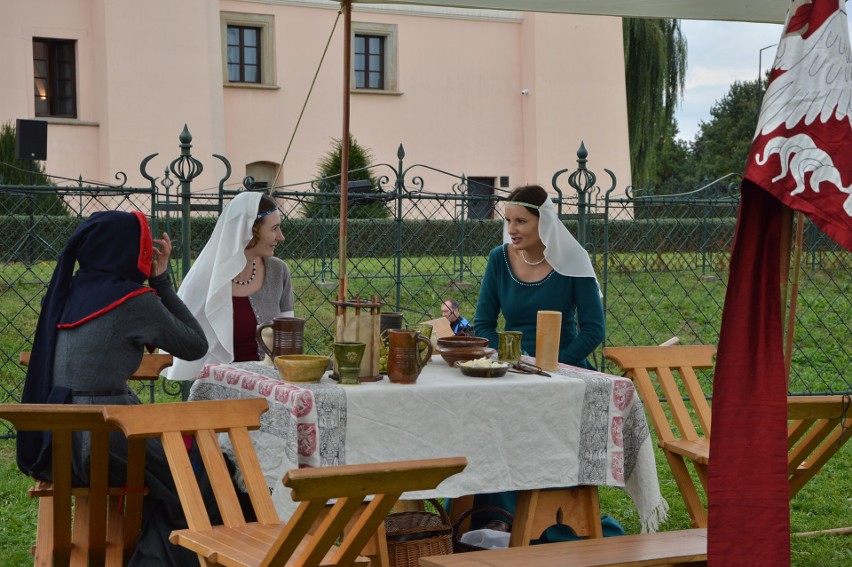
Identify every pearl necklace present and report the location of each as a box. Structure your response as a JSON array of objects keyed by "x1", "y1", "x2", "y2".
[
  {"x1": 232, "y1": 259, "x2": 257, "y2": 286},
  {"x1": 520, "y1": 249, "x2": 546, "y2": 266}
]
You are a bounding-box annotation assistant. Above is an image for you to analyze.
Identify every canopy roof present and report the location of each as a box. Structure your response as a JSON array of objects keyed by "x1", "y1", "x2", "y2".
[{"x1": 351, "y1": 0, "x2": 789, "y2": 24}]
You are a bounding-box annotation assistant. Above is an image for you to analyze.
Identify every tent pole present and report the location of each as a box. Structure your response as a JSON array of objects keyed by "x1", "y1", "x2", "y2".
[
  {"x1": 778, "y1": 206, "x2": 793, "y2": 335},
  {"x1": 338, "y1": 0, "x2": 352, "y2": 312},
  {"x1": 783, "y1": 212, "x2": 805, "y2": 386}
]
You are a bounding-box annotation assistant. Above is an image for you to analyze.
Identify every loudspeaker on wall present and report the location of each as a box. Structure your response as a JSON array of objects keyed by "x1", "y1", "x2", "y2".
[{"x1": 15, "y1": 119, "x2": 48, "y2": 161}]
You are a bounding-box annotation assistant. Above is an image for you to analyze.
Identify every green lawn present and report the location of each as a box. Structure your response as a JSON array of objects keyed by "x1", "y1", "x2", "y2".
[
  {"x1": 0, "y1": 255, "x2": 849, "y2": 564},
  {"x1": 2, "y1": 427, "x2": 849, "y2": 565}
]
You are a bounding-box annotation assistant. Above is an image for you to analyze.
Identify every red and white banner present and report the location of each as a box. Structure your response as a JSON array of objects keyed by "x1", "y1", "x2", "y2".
[{"x1": 710, "y1": 1, "x2": 852, "y2": 564}]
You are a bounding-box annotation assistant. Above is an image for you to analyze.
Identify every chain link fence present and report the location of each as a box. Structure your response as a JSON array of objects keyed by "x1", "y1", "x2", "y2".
[{"x1": 2, "y1": 137, "x2": 850, "y2": 437}]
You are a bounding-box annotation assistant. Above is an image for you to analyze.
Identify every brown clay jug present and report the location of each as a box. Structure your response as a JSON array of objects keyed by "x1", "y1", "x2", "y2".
[
  {"x1": 386, "y1": 329, "x2": 433, "y2": 384},
  {"x1": 256, "y1": 317, "x2": 305, "y2": 358}
]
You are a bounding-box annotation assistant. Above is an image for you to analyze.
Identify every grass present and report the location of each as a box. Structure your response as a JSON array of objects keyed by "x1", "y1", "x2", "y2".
[
  {"x1": 1, "y1": 428, "x2": 849, "y2": 565},
  {"x1": 0, "y1": 254, "x2": 849, "y2": 564}
]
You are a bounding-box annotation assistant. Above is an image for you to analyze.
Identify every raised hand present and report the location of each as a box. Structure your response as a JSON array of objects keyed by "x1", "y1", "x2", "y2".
[{"x1": 151, "y1": 232, "x2": 172, "y2": 278}]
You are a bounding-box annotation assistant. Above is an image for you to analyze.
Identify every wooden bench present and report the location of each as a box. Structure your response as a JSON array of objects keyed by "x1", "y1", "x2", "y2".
[{"x1": 419, "y1": 528, "x2": 708, "y2": 566}]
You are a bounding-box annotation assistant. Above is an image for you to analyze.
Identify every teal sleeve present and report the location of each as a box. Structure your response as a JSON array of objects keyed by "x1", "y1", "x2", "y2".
[
  {"x1": 560, "y1": 277, "x2": 605, "y2": 367},
  {"x1": 473, "y1": 249, "x2": 501, "y2": 349}
]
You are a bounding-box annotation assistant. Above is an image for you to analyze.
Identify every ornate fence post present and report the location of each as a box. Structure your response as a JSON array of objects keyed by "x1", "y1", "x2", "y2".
[
  {"x1": 552, "y1": 141, "x2": 616, "y2": 247},
  {"x1": 169, "y1": 125, "x2": 204, "y2": 280},
  {"x1": 552, "y1": 142, "x2": 616, "y2": 367},
  {"x1": 393, "y1": 144, "x2": 406, "y2": 307}
]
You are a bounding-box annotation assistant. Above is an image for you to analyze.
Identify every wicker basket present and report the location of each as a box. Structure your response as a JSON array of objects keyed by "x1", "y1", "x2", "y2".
[
  {"x1": 384, "y1": 499, "x2": 454, "y2": 567},
  {"x1": 451, "y1": 505, "x2": 514, "y2": 553}
]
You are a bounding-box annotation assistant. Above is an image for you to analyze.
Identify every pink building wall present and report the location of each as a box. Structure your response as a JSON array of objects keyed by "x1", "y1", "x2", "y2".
[{"x1": 1, "y1": 0, "x2": 630, "y2": 197}]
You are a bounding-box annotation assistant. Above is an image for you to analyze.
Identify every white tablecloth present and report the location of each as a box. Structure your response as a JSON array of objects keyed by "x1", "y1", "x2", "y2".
[{"x1": 188, "y1": 356, "x2": 668, "y2": 532}]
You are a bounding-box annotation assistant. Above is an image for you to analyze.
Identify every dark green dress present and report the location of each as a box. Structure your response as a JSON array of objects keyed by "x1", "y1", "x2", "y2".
[{"x1": 474, "y1": 244, "x2": 604, "y2": 368}]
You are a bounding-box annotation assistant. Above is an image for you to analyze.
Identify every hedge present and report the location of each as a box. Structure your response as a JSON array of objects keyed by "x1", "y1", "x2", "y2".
[{"x1": 1, "y1": 215, "x2": 841, "y2": 264}]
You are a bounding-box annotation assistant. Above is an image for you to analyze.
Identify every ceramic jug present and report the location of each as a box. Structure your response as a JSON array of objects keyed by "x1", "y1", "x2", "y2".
[
  {"x1": 256, "y1": 317, "x2": 305, "y2": 359},
  {"x1": 387, "y1": 329, "x2": 433, "y2": 384},
  {"x1": 379, "y1": 312, "x2": 405, "y2": 373}
]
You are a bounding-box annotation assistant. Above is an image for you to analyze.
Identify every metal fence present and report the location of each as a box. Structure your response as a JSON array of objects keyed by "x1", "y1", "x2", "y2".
[{"x1": 2, "y1": 131, "x2": 849, "y2": 436}]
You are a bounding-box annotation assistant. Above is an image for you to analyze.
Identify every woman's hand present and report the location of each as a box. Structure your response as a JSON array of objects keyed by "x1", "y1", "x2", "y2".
[{"x1": 151, "y1": 232, "x2": 172, "y2": 278}]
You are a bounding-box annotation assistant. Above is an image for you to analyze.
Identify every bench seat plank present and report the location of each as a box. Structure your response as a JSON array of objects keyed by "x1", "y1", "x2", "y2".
[{"x1": 419, "y1": 528, "x2": 708, "y2": 567}]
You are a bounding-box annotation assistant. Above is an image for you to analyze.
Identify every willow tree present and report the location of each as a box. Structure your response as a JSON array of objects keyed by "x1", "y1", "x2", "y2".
[{"x1": 623, "y1": 19, "x2": 687, "y2": 188}]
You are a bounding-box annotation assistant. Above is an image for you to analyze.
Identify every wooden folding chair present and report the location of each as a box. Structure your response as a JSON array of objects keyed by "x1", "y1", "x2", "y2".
[
  {"x1": 603, "y1": 345, "x2": 852, "y2": 529},
  {"x1": 0, "y1": 404, "x2": 147, "y2": 567},
  {"x1": 603, "y1": 345, "x2": 715, "y2": 528},
  {"x1": 786, "y1": 395, "x2": 852, "y2": 499},
  {"x1": 102, "y1": 398, "x2": 468, "y2": 567}
]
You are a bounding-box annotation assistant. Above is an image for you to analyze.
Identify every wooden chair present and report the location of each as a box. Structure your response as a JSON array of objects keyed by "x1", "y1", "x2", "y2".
[
  {"x1": 786, "y1": 395, "x2": 852, "y2": 498},
  {"x1": 102, "y1": 398, "x2": 468, "y2": 567},
  {"x1": 19, "y1": 351, "x2": 173, "y2": 382},
  {"x1": 603, "y1": 345, "x2": 852, "y2": 529},
  {"x1": 16, "y1": 351, "x2": 173, "y2": 564},
  {"x1": 0, "y1": 404, "x2": 147, "y2": 567}
]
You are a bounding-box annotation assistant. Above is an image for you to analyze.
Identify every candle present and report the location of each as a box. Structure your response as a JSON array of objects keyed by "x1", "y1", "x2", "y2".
[{"x1": 535, "y1": 310, "x2": 562, "y2": 370}]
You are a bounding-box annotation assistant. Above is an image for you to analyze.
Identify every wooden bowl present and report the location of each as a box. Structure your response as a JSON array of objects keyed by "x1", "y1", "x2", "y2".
[
  {"x1": 436, "y1": 336, "x2": 489, "y2": 350},
  {"x1": 274, "y1": 355, "x2": 330, "y2": 383},
  {"x1": 439, "y1": 347, "x2": 497, "y2": 367}
]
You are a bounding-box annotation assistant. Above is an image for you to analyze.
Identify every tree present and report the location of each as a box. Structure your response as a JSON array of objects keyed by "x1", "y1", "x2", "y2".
[
  {"x1": 691, "y1": 79, "x2": 762, "y2": 182},
  {"x1": 0, "y1": 121, "x2": 65, "y2": 215},
  {"x1": 652, "y1": 118, "x2": 700, "y2": 194},
  {"x1": 651, "y1": 78, "x2": 763, "y2": 196},
  {"x1": 303, "y1": 134, "x2": 389, "y2": 219},
  {"x1": 623, "y1": 18, "x2": 687, "y2": 188}
]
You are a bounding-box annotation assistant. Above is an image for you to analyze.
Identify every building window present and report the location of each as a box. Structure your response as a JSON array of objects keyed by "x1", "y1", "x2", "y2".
[
  {"x1": 355, "y1": 35, "x2": 384, "y2": 89},
  {"x1": 227, "y1": 26, "x2": 260, "y2": 83},
  {"x1": 220, "y1": 12, "x2": 276, "y2": 88},
  {"x1": 351, "y1": 23, "x2": 399, "y2": 93},
  {"x1": 33, "y1": 38, "x2": 77, "y2": 118}
]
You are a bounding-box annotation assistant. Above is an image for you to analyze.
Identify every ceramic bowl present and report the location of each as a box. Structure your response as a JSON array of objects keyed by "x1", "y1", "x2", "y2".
[
  {"x1": 274, "y1": 355, "x2": 331, "y2": 383},
  {"x1": 439, "y1": 346, "x2": 497, "y2": 367},
  {"x1": 436, "y1": 336, "x2": 489, "y2": 350},
  {"x1": 455, "y1": 360, "x2": 510, "y2": 378}
]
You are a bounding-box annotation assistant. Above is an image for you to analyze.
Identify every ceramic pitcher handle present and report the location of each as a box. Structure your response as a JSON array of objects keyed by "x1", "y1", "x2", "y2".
[
  {"x1": 416, "y1": 334, "x2": 433, "y2": 368},
  {"x1": 255, "y1": 322, "x2": 274, "y2": 359}
]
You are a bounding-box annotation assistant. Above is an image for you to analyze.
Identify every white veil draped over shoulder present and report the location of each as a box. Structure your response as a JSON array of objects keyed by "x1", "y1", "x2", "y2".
[
  {"x1": 502, "y1": 196, "x2": 598, "y2": 280},
  {"x1": 166, "y1": 192, "x2": 262, "y2": 380}
]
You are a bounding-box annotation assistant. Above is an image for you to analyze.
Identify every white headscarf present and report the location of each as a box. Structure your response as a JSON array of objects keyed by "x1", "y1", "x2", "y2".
[
  {"x1": 166, "y1": 192, "x2": 262, "y2": 380},
  {"x1": 502, "y1": 196, "x2": 599, "y2": 280}
]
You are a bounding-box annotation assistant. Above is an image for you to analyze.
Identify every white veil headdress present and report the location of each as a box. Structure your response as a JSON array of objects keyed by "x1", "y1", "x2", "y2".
[
  {"x1": 502, "y1": 196, "x2": 599, "y2": 281},
  {"x1": 166, "y1": 191, "x2": 262, "y2": 380}
]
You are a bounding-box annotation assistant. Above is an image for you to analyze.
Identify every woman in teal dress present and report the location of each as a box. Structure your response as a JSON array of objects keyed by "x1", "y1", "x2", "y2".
[
  {"x1": 474, "y1": 184, "x2": 604, "y2": 368},
  {"x1": 470, "y1": 184, "x2": 620, "y2": 542}
]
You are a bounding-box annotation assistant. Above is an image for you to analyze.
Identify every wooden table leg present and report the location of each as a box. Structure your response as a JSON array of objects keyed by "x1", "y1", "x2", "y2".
[{"x1": 509, "y1": 487, "x2": 602, "y2": 547}]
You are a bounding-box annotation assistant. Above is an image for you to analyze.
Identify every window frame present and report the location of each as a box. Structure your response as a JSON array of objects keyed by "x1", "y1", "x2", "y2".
[
  {"x1": 32, "y1": 37, "x2": 78, "y2": 119},
  {"x1": 220, "y1": 12, "x2": 277, "y2": 89},
  {"x1": 227, "y1": 25, "x2": 261, "y2": 84},
  {"x1": 351, "y1": 22, "x2": 399, "y2": 94},
  {"x1": 354, "y1": 34, "x2": 385, "y2": 90}
]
